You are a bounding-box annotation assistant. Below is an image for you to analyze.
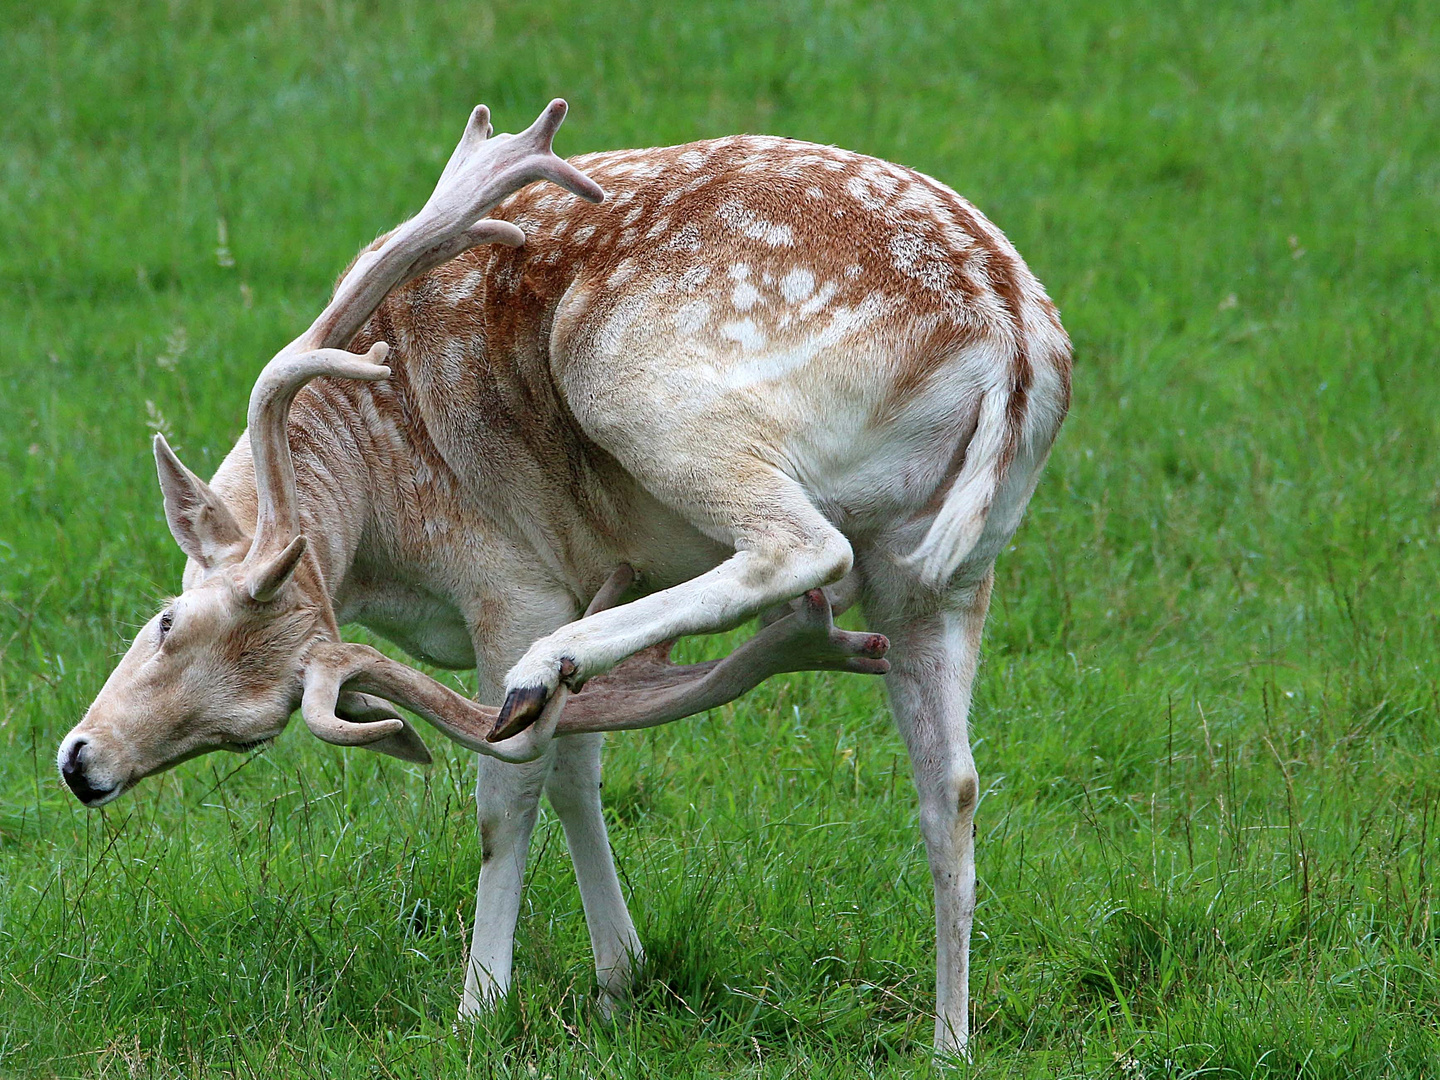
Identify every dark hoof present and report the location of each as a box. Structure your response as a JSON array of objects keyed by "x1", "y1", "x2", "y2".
[{"x1": 488, "y1": 684, "x2": 549, "y2": 742}]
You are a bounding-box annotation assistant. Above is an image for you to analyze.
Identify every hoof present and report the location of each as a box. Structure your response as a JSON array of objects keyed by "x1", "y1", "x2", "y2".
[{"x1": 489, "y1": 684, "x2": 549, "y2": 742}]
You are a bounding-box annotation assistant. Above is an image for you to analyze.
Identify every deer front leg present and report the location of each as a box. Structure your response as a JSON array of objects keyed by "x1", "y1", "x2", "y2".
[
  {"x1": 493, "y1": 470, "x2": 853, "y2": 739},
  {"x1": 543, "y1": 732, "x2": 642, "y2": 1012},
  {"x1": 461, "y1": 748, "x2": 550, "y2": 1016},
  {"x1": 460, "y1": 592, "x2": 575, "y2": 1018}
]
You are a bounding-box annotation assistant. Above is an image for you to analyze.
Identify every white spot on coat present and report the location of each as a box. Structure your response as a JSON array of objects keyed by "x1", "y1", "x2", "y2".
[
  {"x1": 846, "y1": 174, "x2": 887, "y2": 212},
  {"x1": 665, "y1": 223, "x2": 703, "y2": 252},
  {"x1": 731, "y1": 280, "x2": 761, "y2": 311},
  {"x1": 721, "y1": 292, "x2": 895, "y2": 389},
  {"x1": 608, "y1": 260, "x2": 637, "y2": 287},
  {"x1": 890, "y1": 229, "x2": 954, "y2": 293},
  {"x1": 720, "y1": 318, "x2": 767, "y2": 351},
  {"x1": 679, "y1": 265, "x2": 711, "y2": 292},
  {"x1": 797, "y1": 281, "x2": 838, "y2": 318},
  {"x1": 715, "y1": 200, "x2": 794, "y2": 246},
  {"x1": 779, "y1": 267, "x2": 815, "y2": 303},
  {"x1": 674, "y1": 299, "x2": 711, "y2": 336},
  {"x1": 446, "y1": 268, "x2": 485, "y2": 302}
]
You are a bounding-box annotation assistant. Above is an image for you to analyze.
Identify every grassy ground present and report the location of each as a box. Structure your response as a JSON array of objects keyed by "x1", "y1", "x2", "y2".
[{"x1": 2, "y1": 0, "x2": 1438, "y2": 1076}]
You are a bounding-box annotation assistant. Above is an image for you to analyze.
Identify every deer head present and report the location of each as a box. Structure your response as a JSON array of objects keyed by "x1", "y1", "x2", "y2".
[{"x1": 57, "y1": 100, "x2": 604, "y2": 806}]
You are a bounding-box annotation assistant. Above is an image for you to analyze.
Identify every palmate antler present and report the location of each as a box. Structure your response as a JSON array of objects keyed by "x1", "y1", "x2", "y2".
[
  {"x1": 299, "y1": 566, "x2": 890, "y2": 764},
  {"x1": 244, "y1": 99, "x2": 604, "y2": 567}
]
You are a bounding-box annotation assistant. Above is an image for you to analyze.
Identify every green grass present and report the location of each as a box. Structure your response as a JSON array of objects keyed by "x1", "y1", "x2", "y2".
[{"x1": 3, "y1": 0, "x2": 1438, "y2": 1075}]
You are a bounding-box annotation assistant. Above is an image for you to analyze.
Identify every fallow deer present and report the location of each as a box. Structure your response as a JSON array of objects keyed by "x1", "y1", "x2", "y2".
[{"x1": 57, "y1": 98, "x2": 1071, "y2": 1053}]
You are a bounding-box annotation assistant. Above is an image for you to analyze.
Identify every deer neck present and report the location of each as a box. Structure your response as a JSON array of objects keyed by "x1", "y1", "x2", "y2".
[{"x1": 207, "y1": 394, "x2": 379, "y2": 606}]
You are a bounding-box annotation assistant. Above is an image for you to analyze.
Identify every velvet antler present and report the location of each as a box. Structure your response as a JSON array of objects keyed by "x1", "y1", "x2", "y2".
[
  {"x1": 299, "y1": 567, "x2": 889, "y2": 764},
  {"x1": 245, "y1": 100, "x2": 603, "y2": 564}
]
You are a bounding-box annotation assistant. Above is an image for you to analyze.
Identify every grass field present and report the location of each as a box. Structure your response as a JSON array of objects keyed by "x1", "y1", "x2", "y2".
[{"x1": 3, "y1": 1, "x2": 1438, "y2": 1076}]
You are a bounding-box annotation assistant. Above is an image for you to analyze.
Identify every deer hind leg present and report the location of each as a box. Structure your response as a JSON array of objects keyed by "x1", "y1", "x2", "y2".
[
  {"x1": 495, "y1": 462, "x2": 853, "y2": 736},
  {"x1": 864, "y1": 563, "x2": 994, "y2": 1056},
  {"x1": 544, "y1": 731, "x2": 643, "y2": 1011}
]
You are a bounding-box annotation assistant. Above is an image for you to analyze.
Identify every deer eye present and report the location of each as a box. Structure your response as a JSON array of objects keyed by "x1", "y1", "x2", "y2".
[{"x1": 158, "y1": 608, "x2": 175, "y2": 642}]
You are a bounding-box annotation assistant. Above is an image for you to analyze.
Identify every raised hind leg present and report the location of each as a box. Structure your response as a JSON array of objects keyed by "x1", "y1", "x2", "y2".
[{"x1": 495, "y1": 461, "x2": 854, "y2": 737}]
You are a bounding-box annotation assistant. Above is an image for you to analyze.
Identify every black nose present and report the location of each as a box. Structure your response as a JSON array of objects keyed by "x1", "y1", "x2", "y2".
[
  {"x1": 62, "y1": 738, "x2": 86, "y2": 776},
  {"x1": 60, "y1": 740, "x2": 111, "y2": 804}
]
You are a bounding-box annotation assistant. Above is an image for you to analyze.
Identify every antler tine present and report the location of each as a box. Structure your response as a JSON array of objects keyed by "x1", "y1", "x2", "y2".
[
  {"x1": 437, "y1": 104, "x2": 493, "y2": 189},
  {"x1": 334, "y1": 691, "x2": 433, "y2": 764},
  {"x1": 301, "y1": 654, "x2": 405, "y2": 746},
  {"x1": 302, "y1": 98, "x2": 603, "y2": 354},
  {"x1": 583, "y1": 563, "x2": 638, "y2": 617},
  {"x1": 244, "y1": 100, "x2": 603, "y2": 560}
]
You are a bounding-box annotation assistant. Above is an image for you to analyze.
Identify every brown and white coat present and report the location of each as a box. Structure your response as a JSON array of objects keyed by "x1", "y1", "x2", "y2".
[{"x1": 59, "y1": 102, "x2": 1070, "y2": 1053}]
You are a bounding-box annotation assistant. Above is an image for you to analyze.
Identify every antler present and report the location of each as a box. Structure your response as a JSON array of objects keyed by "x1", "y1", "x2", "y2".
[
  {"x1": 299, "y1": 568, "x2": 889, "y2": 764},
  {"x1": 553, "y1": 587, "x2": 889, "y2": 735},
  {"x1": 246, "y1": 100, "x2": 604, "y2": 561}
]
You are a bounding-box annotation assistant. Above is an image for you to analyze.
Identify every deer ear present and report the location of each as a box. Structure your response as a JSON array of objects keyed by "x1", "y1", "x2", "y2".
[
  {"x1": 246, "y1": 535, "x2": 308, "y2": 602},
  {"x1": 154, "y1": 435, "x2": 248, "y2": 567}
]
